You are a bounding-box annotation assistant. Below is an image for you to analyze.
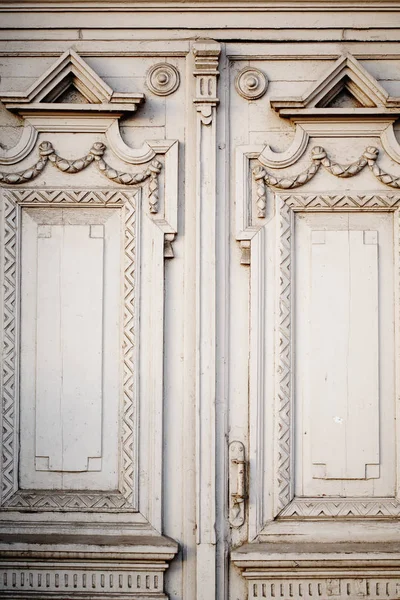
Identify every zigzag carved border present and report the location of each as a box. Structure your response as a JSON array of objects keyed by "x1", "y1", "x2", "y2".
[
  {"x1": 0, "y1": 189, "x2": 139, "y2": 511},
  {"x1": 274, "y1": 192, "x2": 400, "y2": 518}
]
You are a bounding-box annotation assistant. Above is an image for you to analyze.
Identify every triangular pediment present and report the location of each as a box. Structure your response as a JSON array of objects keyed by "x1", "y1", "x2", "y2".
[
  {"x1": 53, "y1": 85, "x2": 89, "y2": 104},
  {"x1": 0, "y1": 48, "x2": 144, "y2": 114},
  {"x1": 271, "y1": 53, "x2": 400, "y2": 117}
]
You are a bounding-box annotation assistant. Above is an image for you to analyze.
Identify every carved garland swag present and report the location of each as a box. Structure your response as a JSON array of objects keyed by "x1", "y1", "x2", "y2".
[
  {"x1": 253, "y1": 146, "x2": 400, "y2": 218},
  {"x1": 0, "y1": 141, "x2": 162, "y2": 213}
]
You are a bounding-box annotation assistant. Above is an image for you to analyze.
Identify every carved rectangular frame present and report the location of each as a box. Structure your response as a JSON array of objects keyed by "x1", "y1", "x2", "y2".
[
  {"x1": 278, "y1": 192, "x2": 400, "y2": 514},
  {"x1": 236, "y1": 145, "x2": 400, "y2": 538},
  {"x1": 0, "y1": 188, "x2": 142, "y2": 512},
  {"x1": 0, "y1": 159, "x2": 179, "y2": 539}
]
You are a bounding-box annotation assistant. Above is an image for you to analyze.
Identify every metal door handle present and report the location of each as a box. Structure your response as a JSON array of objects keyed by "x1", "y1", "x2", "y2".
[{"x1": 229, "y1": 441, "x2": 247, "y2": 527}]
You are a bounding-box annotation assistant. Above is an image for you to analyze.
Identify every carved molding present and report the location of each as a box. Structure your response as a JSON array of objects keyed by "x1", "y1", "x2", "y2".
[
  {"x1": 258, "y1": 126, "x2": 309, "y2": 169},
  {"x1": 271, "y1": 192, "x2": 400, "y2": 524},
  {"x1": 4, "y1": 491, "x2": 133, "y2": 511},
  {"x1": 0, "y1": 126, "x2": 38, "y2": 166},
  {"x1": 233, "y1": 543, "x2": 400, "y2": 599},
  {"x1": 106, "y1": 120, "x2": 177, "y2": 166},
  {"x1": 271, "y1": 52, "x2": 400, "y2": 118},
  {"x1": 192, "y1": 39, "x2": 221, "y2": 592},
  {"x1": 247, "y1": 578, "x2": 400, "y2": 600},
  {"x1": 236, "y1": 183, "x2": 400, "y2": 534},
  {"x1": 0, "y1": 48, "x2": 144, "y2": 116},
  {"x1": 121, "y1": 191, "x2": 138, "y2": 505},
  {"x1": 3, "y1": 189, "x2": 127, "y2": 206},
  {"x1": 146, "y1": 63, "x2": 180, "y2": 96},
  {"x1": 193, "y1": 40, "x2": 220, "y2": 125},
  {"x1": 276, "y1": 199, "x2": 292, "y2": 513},
  {"x1": 254, "y1": 119, "x2": 400, "y2": 175},
  {"x1": 274, "y1": 192, "x2": 400, "y2": 519},
  {"x1": 0, "y1": 566, "x2": 166, "y2": 596},
  {"x1": 1, "y1": 195, "x2": 18, "y2": 503},
  {"x1": 235, "y1": 67, "x2": 268, "y2": 101},
  {"x1": 253, "y1": 146, "x2": 400, "y2": 217},
  {"x1": 282, "y1": 192, "x2": 400, "y2": 209},
  {"x1": 0, "y1": 141, "x2": 162, "y2": 213},
  {"x1": 0, "y1": 548, "x2": 179, "y2": 599},
  {"x1": 0, "y1": 189, "x2": 139, "y2": 511},
  {"x1": 280, "y1": 497, "x2": 400, "y2": 518}
]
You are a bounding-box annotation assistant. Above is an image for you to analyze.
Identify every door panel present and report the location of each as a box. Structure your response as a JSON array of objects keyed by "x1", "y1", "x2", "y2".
[
  {"x1": 20, "y1": 208, "x2": 121, "y2": 490},
  {"x1": 295, "y1": 212, "x2": 395, "y2": 498},
  {"x1": 229, "y1": 46, "x2": 400, "y2": 598}
]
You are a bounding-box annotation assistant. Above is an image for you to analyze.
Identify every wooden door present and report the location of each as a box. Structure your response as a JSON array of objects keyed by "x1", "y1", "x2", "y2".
[{"x1": 226, "y1": 46, "x2": 400, "y2": 599}]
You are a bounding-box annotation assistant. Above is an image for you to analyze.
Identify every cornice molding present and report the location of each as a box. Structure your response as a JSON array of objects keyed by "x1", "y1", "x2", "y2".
[{"x1": 2, "y1": 0, "x2": 400, "y2": 10}]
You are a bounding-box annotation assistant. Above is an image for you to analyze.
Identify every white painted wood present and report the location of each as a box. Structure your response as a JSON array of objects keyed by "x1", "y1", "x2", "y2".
[
  {"x1": 37, "y1": 223, "x2": 104, "y2": 473},
  {"x1": 0, "y1": 40, "x2": 180, "y2": 593},
  {"x1": 295, "y1": 212, "x2": 395, "y2": 498},
  {"x1": 20, "y1": 207, "x2": 121, "y2": 490},
  {"x1": 3, "y1": 11, "x2": 400, "y2": 600},
  {"x1": 192, "y1": 39, "x2": 220, "y2": 599},
  {"x1": 231, "y1": 42, "x2": 400, "y2": 595},
  {"x1": 310, "y1": 228, "x2": 379, "y2": 481}
]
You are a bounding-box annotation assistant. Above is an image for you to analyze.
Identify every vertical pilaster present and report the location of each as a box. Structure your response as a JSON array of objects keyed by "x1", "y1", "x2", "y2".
[{"x1": 192, "y1": 39, "x2": 221, "y2": 599}]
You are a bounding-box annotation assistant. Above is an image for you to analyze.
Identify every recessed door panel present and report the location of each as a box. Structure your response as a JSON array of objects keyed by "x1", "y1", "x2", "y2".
[
  {"x1": 20, "y1": 207, "x2": 121, "y2": 491},
  {"x1": 295, "y1": 212, "x2": 395, "y2": 498}
]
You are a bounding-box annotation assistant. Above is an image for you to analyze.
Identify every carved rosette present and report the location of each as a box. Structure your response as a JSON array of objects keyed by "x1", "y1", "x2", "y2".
[
  {"x1": 146, "y1": 63, "x2": 180, "y2": 96},
  {"x1": 235, "y1": 67, "x2": 268, "y2": 100}
]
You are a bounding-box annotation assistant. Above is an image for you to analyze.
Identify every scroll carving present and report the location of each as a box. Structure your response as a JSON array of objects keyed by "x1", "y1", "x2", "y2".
[
  {"x1": 253, "y1": 145, "x2": 400, "y2": 217},
  {"x1": 0, "y1": 141, "x2": 162, "y2": 213}
]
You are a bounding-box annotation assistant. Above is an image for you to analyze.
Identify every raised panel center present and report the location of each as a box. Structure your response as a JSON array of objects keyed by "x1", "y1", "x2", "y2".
[
  {"x1": 35, "y1": 223, "x2": 104, "y2": 473},
  {"x1": 294, "y1": 211, "x2": 395, "y2": 499},
  {"x1": 19, "y1": 206, "x2": 122, "y2": 491},
  {"x1": 310, "y1": 229, "x2": 379, "y2": 480}
]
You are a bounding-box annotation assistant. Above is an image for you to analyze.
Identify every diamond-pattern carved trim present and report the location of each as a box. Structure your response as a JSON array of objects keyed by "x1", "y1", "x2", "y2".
[
  {"x1": 281, "y1": 192, "x2": 400, "y2": 210},
  {"x1": 0, "y1": 196, "x2": 18, "y2": 503},
  {"x1": 4, "y1": 491, "x2": 131, "y2": 511},
  {"x1": 276, "y1": 199, "x2": 292, "y2": 514},
  {"x1": 273, "y1": 193, "x2": 400, "y2": 519},
  {"x1": 0, "y1": 189, "x2": 138, "y2": 511},
  {"x1": 121, "y1": 193, "x2": 137, "y2": 505},
  {"x1": 4, "y1": 189, "x2": 127, "y2": 206},
  {"x1": 280, "y1": 498, "x2": 400, "y2": 518}
]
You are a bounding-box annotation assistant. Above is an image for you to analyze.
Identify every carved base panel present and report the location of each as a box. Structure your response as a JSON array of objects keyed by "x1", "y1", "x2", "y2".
[
  {"x1": 0, "y1": 533, "x2": 177, "y2": 599},
  {"x1": 0, "y1": 563, "x2": 168, "y2": 599},
  {"x1": 233, "y1": 543, "x2": 400, "y2": 600},
  {"x1": 247, "y1": 577, "x2": 400, "y2": 600}
]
